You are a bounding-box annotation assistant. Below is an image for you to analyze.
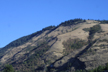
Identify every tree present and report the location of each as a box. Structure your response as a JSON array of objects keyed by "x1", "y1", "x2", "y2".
[{"x1": 3, "y1": 64, "x2": 14, "y2": 72}]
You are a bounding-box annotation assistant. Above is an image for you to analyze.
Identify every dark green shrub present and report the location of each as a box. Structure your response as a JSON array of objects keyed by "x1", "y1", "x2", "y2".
[
  {"x1": 3, "y1": 64, "x2": 14, "y2": 72},
  {"x1": 83, "y1": 28, "x2": 90, "y2": 32}
]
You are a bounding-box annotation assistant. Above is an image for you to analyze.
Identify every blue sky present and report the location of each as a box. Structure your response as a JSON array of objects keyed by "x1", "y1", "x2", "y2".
[{"x1": 0, "y1": 0, "x2": 108, "y2": 48}]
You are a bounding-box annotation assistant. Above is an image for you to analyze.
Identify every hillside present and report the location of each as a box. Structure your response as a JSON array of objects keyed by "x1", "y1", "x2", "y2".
[{"x1": 1, "y1": 19, "x2": 108, "y2": 72}]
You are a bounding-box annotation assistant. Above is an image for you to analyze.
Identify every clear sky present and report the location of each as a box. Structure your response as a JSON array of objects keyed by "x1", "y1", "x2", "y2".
[{"x1": 0, "y1": 0, "x2": 108, "y2": 48}]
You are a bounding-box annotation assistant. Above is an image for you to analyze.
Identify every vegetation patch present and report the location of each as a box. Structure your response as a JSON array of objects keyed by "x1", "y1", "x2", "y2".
[
  {"x1": 83, "y1": 24, "x2": 102, "y2": 43},
  {"x1": 97, "y1": 20, "x2": 108, "y2": 24},
  {"x1": 83, "y1": 28, "x2": 90, "y2": 32},
  {"x1": 60, "y1": 63, "x2": 108, "y2": 72},
  {"x1": 59, "y1": 18, "x2": 86, "y2": 26},
  {"x1": 62, "y1": 38, "x2": 87, "y2": 55},
  {"x1": 3, "y1": 64, "x2": 14, "y2": 72},
  {"x1": 88, "y1": 24, "x2": 101, "y2": 43},
  {"x1": 74, "y1": 63, "x2": 108, "y2": 72}
]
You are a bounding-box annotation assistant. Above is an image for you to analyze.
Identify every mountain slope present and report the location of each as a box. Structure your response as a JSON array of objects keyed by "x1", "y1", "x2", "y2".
[{"x1": 0, "y1": 19, "x2": 108, "y2": 72}]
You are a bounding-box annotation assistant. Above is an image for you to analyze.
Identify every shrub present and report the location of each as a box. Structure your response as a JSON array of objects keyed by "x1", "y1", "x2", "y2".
[{"x1": 3, "y1": 64, "x2": 14, "y2": 72}]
